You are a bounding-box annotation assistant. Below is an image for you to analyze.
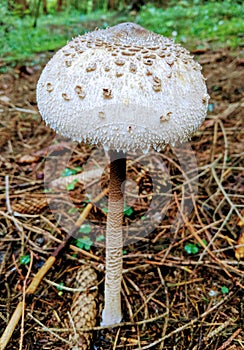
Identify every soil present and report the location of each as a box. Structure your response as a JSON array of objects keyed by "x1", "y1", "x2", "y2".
[{"x1": 0, "y1": 47, "x2": 243, "y2": 350}]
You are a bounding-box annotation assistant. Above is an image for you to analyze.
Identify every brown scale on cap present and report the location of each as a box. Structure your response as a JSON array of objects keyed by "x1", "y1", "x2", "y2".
[
  {"x1": 160, "y1": 112, "x2": 172, "y2": 122},
  {"x1": 62, "y1": 48, "x2": 73, "y2": 56},
  {"x1": 98, "y1": 111, "x2": 105, "y2": 119},
  {"x1": 143, "y1": 59, "x2": 154, "y2": 66},
  {"x1": 95, "y1": 39, "x2": 103, "y2": 47},
  {"x1": 116, "y1": 71, "x2": 123, "y2": 77},
  {"x1": 166, "y1": 55, "x2": 175, "y2": 66},
  {"x1": 148, "y1": 46, "x2": 160, "y2": 51},
  {"x1": 202, "y1": 94, "x2": 209, "y2": 104},
  {"x1": 129, "y1": 62, "x2": 137, "y2": 73},
  {"x1": 153, "y1": 76, "x2": 162, "y2": 92},
  {"x1": 86, "y1": 62, "x2": 97, "y2": 72},
  {"x1": 128, "y1": 47, "x2": 141, "y2": 52},
  {"x1": 104, "y1": 65, "x2": 111, "y2": 72},
  {"x1": 74, "y1": 85, "x2": 82, "y2": 94},
  {"x1": 65, "y1": 59, "x2": 72, "y2": 67},
  {"x1": 121, "y1": 50, "x2": 136, "y2": 56},
  {"x1": 46, "y1": 82, "x2": 53, "y2": 92},
  {"x1": 143, "y1": 53, "x2": 157, "y2": 59},
  {"x1": 114, "y1": 58, "x2": 125, "y2": 66},
  {"x1": 75, "y1": 85, "x2": 86, "y2": 99},
  {"x1": 158, "y1": 51, "x2": 166, "y2": 58},
  {"x1": 62, "y1": 93, "x2": 70, "y2": 101},
  {"x1": 103, "y1": 88, "x2": 113, "y2": 99}
]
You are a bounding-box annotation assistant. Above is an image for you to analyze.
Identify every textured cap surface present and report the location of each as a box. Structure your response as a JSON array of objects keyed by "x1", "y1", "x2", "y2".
[{"x1": 37, "y1": 22, "x2": 209, "y2": 152}]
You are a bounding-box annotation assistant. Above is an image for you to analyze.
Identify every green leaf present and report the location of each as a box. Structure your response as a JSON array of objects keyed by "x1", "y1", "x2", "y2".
[
  {"x1": 61, "y1": 167, "x2": 81, "y2": 177},
  {"x1": 221, "y1": 286, "x2": 229, "y2": 294},
  {"x1": 184, "y1": 243, "x2": 199, "y2": 255},
  {"x1": 79, "y1": 224, "x2": 92, "y2": 234},
  {"x1": 19, "y1": 255, "x2": 31, "y2": 265},
  {"x1": 96, "y1": 235, "x2": 105, "y2": 242},
  {"x1": 124, "y1": 205, "x2": 134, "y2": 217},
  {"x1": 68, "y1": 207, "x2": 79, "y2": 214},
  {"x1": 66, "y1": 179, "x2": 78, "y2": 191},
  {"x1": 197, "y1": 239, "x2": 207, "y2": 247},
  {"x1": 66, "y1": 182, "x2": 75, "y2": 190},
  {"x1": 43, "y1": 188, "x2": 53, "y2": 193},
  {"x1": 61, "y1": 168, "x2": 75, "y2": 177},
  {"x1": 84, "y1": 242, "x2": 92, "y2": 250},
  {"x1": 83, "y1": 198, "x2": 91, "y2": 204},
  {"x1": 56, "y1": 282, "x2": 64, "y2": 291},
  {"x1": 102, "y1": 205, "x2": 134, "y2": 216},
  {"x1": 76, "y1": 236, "x2": 93, "y2": 250}
]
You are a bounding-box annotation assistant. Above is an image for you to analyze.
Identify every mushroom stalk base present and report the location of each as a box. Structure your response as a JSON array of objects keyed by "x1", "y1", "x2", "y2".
[{"x1": 101, "y1": 150, "x2": 126, "y2": 326}]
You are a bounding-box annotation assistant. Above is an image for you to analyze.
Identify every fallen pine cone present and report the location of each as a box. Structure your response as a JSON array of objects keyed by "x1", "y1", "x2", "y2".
[
  {"x1": 68, "y1": 265, "x2": 98, "y2": 350},
  {"x1": 12, "y1": 197, "x2": 48, "y2": 214}
]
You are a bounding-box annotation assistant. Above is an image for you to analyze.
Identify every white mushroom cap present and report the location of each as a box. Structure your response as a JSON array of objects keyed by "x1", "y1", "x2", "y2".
[{"x1": 37, "y1": 22, "x2": 209, "y2": 152}]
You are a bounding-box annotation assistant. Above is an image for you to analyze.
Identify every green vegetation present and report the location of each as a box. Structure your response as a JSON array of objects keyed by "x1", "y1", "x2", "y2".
[
  {"x1": 0, "y1": 1, "x2": 243, "y2": 66},
  {"x1": 79, "y1": 224, "x2": 92, "y2": 234},
  {"x1": 19, "y1": 254, "x2": 31, "y2": 265},
  {"x1": 138, "y1": 1, "x2": 244, "y2": 49},
  {"x1": 66, "y1": 179, "x2": 79, "y2": 190},
  {"x1": 221, "y1": 286, "x2": 229, "y2": 294},
  {"x1": 75, "y1": 236, "x2": 93, "y2": 250},
  {"x1": 123, "y1": 205, "x2": 134, "y2": 217},
  {"x1": 184, "y1": 242, "x2": 199, "y2": 255},
  {"x1": 74, "y1": 225, "x2": 104, "y2": 250},
  {"x1": 184, "y1": 239, "x2": 207, "y2": 255},
  {"x1": 61, "y1": 166, "x2": 82, "y2": 177}
]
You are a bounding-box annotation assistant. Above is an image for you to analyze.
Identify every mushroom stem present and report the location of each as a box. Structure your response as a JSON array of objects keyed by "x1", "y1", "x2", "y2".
[{"x1": 101, "y1": 150, "x2": 126, "y2": 326}]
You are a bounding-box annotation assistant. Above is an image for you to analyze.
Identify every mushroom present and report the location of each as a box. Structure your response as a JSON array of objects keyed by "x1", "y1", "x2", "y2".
[{"x1": 36, "y1": 22, "x2": 209, "y2": 326}]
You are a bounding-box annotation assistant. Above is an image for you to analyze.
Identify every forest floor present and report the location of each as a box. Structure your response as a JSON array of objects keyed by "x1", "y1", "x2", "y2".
[{"x1": 0, "y1": 46, "x2": 243, "y2": 350}]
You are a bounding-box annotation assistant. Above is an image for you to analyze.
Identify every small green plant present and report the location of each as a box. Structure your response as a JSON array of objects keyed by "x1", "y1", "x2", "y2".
[
  {"x1": 184, "y1": 243, "x2": 199, "y2": 255},
  {"x1": 75, "y1": 236, "x2": 93, "y2": 250},
  {"x1": 96, "y1": 234, "x2": 105, "y2": 242},
  {"x1": 74, "y1": 224, "x2": 93, "y2": 250},
  {"x1": 19, "y1": 255, "x2": 31, "y2": 265},
  {"x1": 221, "y1": 286, "x2": 229, "y2": 294},
  {"x1": 79, "y1": 224, "x2": 92, "y2": 234},
  {"x1": 43, "y1": 188, "x2": 53, "y2": 193},
  {"x1": 67, "y1": 207, "x2": 79, "y2": 214},
  {"x1": 56, "y1": 282, "x2": 65, "y2": 296},
  {"x1": 102, "y1": 205, "x2": 134, "y2": 217},
  {"x1": 66, "y1": 179, "x2": 78, "y2": 191},
  {"x1": 61, "y1": 166, "x2": 82, "y2": 177},
  {"x1": 184, "y1": 239, "x2": 207, "y2": 255},
  {"x1": 123, "y1": 205, "x2": 134, "y2": 217}
]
